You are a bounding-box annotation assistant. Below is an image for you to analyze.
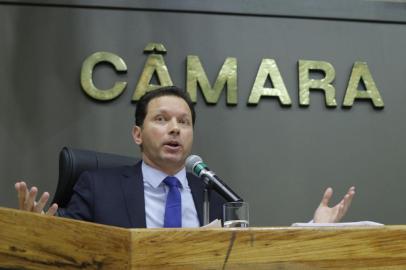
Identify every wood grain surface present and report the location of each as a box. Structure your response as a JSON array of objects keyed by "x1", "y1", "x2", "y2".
[
  {"x1": 130, "y1": 226, "x2": 406, "y2": 269},
  {"x1": 2, "y1": 207, "x2": 406, "y2": 269},
  {"x1": 0, "y1": 207, "x2": 131, "y2": 269}
]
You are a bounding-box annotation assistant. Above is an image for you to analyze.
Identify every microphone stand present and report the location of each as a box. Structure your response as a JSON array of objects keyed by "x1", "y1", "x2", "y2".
[{"x1": 203, "y1": 176, "x2": 212, "y2": 226}]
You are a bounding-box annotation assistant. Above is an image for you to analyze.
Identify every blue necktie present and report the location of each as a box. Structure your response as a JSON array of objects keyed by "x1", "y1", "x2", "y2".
[{"x1": 163, "y1": 176, "x2": 182, "y2": 228}]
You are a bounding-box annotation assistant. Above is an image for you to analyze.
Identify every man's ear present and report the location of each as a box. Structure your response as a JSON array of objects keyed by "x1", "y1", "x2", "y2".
[{"x1": 132, "y1": 125, "x2": 142, "y2": 146}]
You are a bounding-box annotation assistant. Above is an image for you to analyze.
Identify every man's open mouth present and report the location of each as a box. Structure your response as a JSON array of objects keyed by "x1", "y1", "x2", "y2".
[{"x1": 164, "y1": 141, "x2": 181, "y2": 149}]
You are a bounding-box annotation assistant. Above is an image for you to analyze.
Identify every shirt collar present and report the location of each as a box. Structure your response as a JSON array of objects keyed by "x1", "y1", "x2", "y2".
[{"x1": 142, "y1": 161, "x2": 188, "y2": 189}]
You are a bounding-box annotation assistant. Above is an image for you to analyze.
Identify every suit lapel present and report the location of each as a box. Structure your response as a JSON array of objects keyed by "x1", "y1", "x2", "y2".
[
  {"x1": 188, "y1": 173, "x2": 204, "y2": 226},
  {"x1": 120, "y1": 161, "x2": 146, "y2": 228}
]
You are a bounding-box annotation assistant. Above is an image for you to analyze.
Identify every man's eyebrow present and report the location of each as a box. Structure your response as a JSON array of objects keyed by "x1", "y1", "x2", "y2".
[{"x1": 152, "y1": 109, "x2": 191, "y2": 117}]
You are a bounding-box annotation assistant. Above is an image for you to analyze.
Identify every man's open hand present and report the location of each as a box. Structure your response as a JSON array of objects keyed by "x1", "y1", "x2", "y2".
[
  {"x1": 15, "y1": 181, "x2": 58, "y2": 216},
  {"x1": 313, "y1": 186, "x2": 355, "y2": 223}
]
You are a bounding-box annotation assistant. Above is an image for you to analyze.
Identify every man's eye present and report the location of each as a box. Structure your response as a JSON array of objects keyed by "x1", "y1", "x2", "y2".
[
  {"x1": 155, "y1": 116, "x2": 165, "y2": 122},
  {"x1": 179, "y1": 118, "x2": 191, "y2": 125}
]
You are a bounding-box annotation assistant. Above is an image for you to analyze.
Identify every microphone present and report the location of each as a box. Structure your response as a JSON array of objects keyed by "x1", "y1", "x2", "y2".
[{"x1": 185, "y1": 155, "x2": 243, "y2": 202}]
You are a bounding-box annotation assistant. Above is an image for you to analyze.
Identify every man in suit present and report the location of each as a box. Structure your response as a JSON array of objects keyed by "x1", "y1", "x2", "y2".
[{"x1": 15, "y1": 86, "x2": 355, "y2": 227}]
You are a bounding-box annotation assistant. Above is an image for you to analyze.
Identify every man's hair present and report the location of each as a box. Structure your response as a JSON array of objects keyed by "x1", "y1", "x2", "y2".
[{"x1": 135, "y1": 86, "x2": 196, "y2": 127}]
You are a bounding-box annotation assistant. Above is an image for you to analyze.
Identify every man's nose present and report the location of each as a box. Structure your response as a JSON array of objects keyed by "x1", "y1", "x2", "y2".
[{"x1": 168, "y1": 118, "x2": 180, "y2": 134}]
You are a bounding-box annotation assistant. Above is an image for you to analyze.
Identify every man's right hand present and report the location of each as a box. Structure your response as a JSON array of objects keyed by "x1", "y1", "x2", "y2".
[{"x1": 14, "y1": 181, "x2": 58, "y2": 216}]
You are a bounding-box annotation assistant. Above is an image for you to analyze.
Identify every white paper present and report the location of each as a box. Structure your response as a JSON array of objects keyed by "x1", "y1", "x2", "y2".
[
  {"x1": 291, "y1": 221, "x2": 384, "y2": 227},
  {"x1": 202, "y1": 219, "x2": 222, "y2": 228}
]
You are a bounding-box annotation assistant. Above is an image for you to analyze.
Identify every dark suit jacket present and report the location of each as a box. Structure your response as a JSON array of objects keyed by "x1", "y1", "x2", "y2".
[{"x1": 58, "y1": 161, "x2": 226, "y2": 228}]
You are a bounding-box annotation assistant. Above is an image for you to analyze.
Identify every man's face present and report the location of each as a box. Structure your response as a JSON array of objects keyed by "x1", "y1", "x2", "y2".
[{"x1": 132, "y1": 95, "x2": 194, "y2": 175}]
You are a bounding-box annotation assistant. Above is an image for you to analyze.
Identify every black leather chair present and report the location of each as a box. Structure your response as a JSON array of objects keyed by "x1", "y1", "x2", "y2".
[{"x1": 52, "y1": 147, "x2": 139, "y2": 208}]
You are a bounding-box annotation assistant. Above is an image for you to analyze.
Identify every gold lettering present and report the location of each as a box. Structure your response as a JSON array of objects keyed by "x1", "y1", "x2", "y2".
[
  {"x1": 187, "y1": 56, "x2": 237, "y2": 104},
  {"x1": 80, "y1": 52, "x2": 127, "y2": 101},
  {"x1": 248, "y1": 59, "x2": 291, "y2": 105},
  {"x1": 143, "y1": 43, "x2": 167, "y2": 53},
  {"x1": 298, "y1": 60, "x2": 337, "y2": 107},
  {"x1": 343, "y1": 62, "x2": 384, "y2": 108},
  {"x1": 132, "y1": 43, "x2": 173, "y2": 101}
]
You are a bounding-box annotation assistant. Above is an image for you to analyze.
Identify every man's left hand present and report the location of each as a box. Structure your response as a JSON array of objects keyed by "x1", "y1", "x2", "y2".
[{"x1": 313, "y1": 186, "x2": 355, "y2": 223}]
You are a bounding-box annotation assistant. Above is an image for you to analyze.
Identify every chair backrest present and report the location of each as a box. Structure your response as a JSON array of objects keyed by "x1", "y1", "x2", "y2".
[{"x1": 52, "y1": 147, "x2": 139, "y2": 208}]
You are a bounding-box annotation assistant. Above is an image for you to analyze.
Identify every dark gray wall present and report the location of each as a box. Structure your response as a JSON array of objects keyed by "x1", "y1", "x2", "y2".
[{"x1": 1, "y1": 0, "x2": 406, "y2": 226}]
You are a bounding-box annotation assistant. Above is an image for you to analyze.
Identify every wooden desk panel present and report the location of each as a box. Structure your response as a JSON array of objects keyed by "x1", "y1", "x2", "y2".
[{"x1": 1, "y1": 207, "x2": 406, "y2": 269}]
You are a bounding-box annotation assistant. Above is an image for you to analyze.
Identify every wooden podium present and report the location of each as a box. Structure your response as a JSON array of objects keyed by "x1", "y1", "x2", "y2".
[{"x1": 1, "y1": 207, "x2": 406, "y2": 269}]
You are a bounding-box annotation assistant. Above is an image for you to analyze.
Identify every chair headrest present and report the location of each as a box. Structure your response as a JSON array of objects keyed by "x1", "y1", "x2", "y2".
[{"x1": 52, "y1": 147, "x2": 139, "y2": 207}]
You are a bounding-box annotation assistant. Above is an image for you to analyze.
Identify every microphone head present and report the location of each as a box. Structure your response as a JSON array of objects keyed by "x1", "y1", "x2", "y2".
[
  {"x1": 185, "y1": 155, "x2": 203, "y2": 174},
  {"x1": 185, "y1": 155, "x2": 203, "y2": 175}
]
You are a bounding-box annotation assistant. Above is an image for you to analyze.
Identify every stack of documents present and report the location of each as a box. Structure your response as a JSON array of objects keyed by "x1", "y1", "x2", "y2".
[{"x1": 291, "y1": 221, "x2": 384, "y2": 227}]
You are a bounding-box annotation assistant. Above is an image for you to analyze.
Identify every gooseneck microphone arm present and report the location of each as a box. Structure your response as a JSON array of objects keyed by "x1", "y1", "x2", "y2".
[
  {"x1": 186, "y1": 155, "x2": 243, "y2": 202},
  {"x1": 200, "y1": 169, "x2": 242, "y2": 202}
]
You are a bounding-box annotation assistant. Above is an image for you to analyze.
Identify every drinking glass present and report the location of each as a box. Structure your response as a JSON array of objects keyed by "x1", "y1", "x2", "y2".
[{"x1": 223, "y1": 201, "x2": 249, "y2": 228}]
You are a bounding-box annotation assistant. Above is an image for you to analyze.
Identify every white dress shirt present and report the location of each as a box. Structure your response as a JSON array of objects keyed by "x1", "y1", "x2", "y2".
[{"x1": 142, "y1": 161, "x2": 200, "y2": 228}]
